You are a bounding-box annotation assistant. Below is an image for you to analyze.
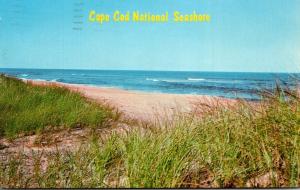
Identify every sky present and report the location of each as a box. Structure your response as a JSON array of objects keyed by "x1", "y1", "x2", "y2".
[{"x1": 0, "y1": 0, "x2": 299, "y2": 72}]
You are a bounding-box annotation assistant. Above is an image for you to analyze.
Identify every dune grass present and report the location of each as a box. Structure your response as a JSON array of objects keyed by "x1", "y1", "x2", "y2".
[
  {"x1": 0, "y1": 75, "x2": 119, "y2": 138},
  {"x1": 0, "y1": 75, "x2": 300, "y2": 188}
]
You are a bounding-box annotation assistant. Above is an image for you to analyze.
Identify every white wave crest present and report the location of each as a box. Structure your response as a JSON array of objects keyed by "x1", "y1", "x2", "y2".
[
  {"x1": 187, "y1": 78, "x2": 205, "y2": 81},
  {"x1": 50, "y1": 78, "x2": 59, "y2": 82},
  {"x1": 146, "y1": 78, "x2": 160, "y2": 82}
]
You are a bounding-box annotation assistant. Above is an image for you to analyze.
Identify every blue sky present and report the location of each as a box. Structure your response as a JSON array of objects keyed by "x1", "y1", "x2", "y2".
[{"x1": 0, "y1": 0, "x2": 299, "y2": 72}]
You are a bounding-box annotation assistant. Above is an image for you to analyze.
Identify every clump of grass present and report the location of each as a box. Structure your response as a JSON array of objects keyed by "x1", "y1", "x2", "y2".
[
  {"x1": 1, "y1": 78, "x2": 299, "y2": 188},
  {"x1": 0, "y1": 75, "x2": 119, "y2": 138}
]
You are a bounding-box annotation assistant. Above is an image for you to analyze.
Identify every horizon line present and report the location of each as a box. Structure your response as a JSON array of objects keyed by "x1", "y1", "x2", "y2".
[{"x1": 0, "y1": 67, "x2": 299, "y2": 74}]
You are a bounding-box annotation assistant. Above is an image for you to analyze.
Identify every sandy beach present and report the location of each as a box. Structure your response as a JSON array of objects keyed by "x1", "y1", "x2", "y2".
[{"x1": 25, "y1": 79, "x2": 237, "y2": 121}]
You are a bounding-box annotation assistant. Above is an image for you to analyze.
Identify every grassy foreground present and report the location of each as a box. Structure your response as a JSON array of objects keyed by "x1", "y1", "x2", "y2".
[
  {"x1": 0, "y1": 75, "x2": 300, "y2": 188},
  {"x1": 0, "y1": 75, "x2": 119, "y2": 138}
]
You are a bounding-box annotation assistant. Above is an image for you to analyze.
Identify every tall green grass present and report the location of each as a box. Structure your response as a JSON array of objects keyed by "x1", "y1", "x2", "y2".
[
  {"x1": 0, "y1": 75, "x2": 119, "y2": 138},
  {"x1": 0, "y1": 76, "x2": 299, "y2": 188}
]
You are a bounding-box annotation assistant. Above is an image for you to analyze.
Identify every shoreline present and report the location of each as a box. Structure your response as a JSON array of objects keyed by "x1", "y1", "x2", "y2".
[
  {"x1": 23, "y1": 79, "x2": 238, "y2": 121},
  {"x1": 21, "y1": 77, "x2": 237, "y2": 99}
]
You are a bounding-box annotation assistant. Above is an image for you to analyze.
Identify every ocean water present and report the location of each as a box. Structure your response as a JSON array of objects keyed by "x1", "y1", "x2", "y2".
[{"x1": 1, "y1": 68, "x2": 299, "y2": 100}]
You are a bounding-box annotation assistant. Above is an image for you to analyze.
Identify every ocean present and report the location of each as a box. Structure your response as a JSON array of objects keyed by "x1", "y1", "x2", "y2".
[{"x1": 1, "y1": 68, "x2": 299, "y2": 100}]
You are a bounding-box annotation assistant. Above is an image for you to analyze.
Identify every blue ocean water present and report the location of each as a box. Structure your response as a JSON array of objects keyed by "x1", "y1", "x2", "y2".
[{"x1": 0, "y1": 68, "x2": 299, "y2": 100}]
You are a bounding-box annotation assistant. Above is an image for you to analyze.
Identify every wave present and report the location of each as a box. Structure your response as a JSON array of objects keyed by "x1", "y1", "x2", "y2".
[
  {"x1": 71, "y1": 73, "x2": 86, "y2": 76},
  {"x1": 161, "y1": 79, "x2": 188, "y2": 83},
  {"x1": 147, "y1": 77, "x2": 244, "y2": 84},
  {"x1": 146, "y1": 78, "x2": 191, "y2": 83},
  {"x1": 32, "y1": 78, "x2": 47, "y2": 82},
  {"x1": 147, "y1": 77, "x2": 208, "y2": 83},
  {"x1": 146, "y1": 78, "x2": 159, "y2": 82},
  {"x1": 187, "y1": 78, "x2": 206, "y2": 81},
  {"x1": 187, "y1": 78, "x2": 249, "y2": 84},
  {"x1": 50, "y1": 78, "x2": 60, "y2": 82},
  {"x1": 20, "y1": 74, "x2": 29, "y2": 77}
]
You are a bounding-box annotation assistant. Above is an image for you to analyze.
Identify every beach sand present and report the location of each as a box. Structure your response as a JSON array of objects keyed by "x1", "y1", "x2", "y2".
[{"x1": 25, "y1": 80, "x2": 237, "y2": 121}]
